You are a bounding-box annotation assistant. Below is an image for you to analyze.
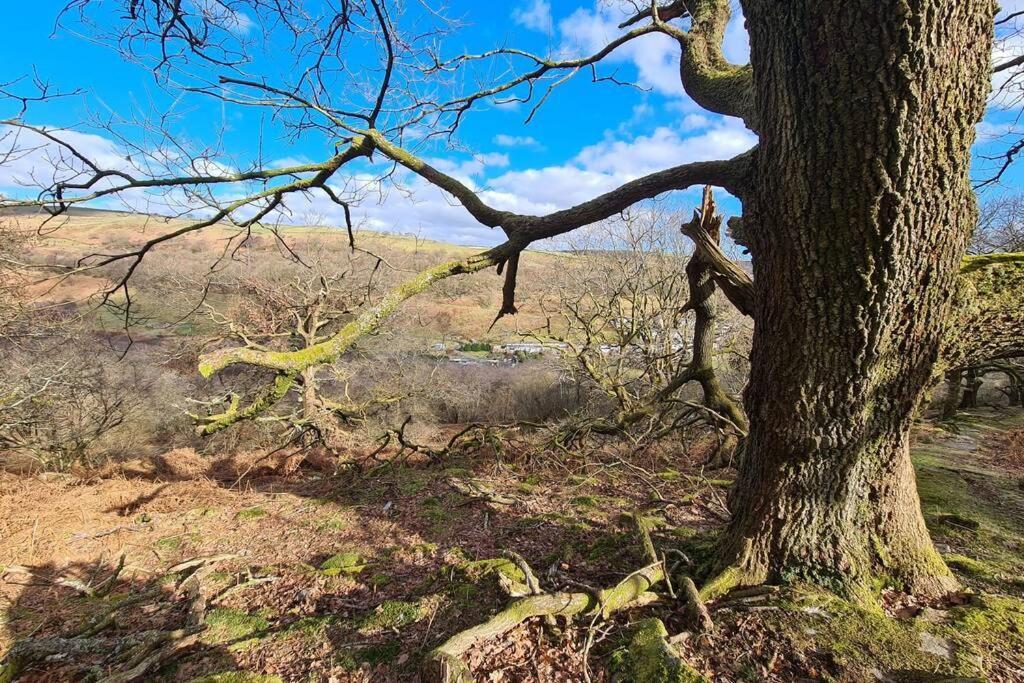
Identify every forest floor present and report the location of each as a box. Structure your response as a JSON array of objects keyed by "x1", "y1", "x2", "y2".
[{"x1": 1, "y1": 409, "x2": 1023, "y2": 682}]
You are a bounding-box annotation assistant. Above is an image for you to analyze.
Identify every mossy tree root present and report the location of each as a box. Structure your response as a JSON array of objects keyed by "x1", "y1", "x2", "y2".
[
  {"x1": 612, "y1": 618, "x2": 708, "y2": 683},
  {"x1": 423, "y1": 515, "x2": 668, "y2": 682},
  {"x1": 423, "y1": 566, "x2": 665, "y2": 682}
]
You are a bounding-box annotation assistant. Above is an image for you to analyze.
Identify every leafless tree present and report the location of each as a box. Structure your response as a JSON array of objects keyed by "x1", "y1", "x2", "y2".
[
  {"x1": 0, "y1": 342, "x2": 149, "y2": 470},
  {"x1": 972, "y1": 194, "x2": 1024, "y2": 254},
  {"x1": 180, "y1": 247, "x2": 403, "y2": 440},
  {"x1": 977, "y1": 10, "x2": 1024, "y2": 187},
  {"x1": 537, "y1": 194, "x2": 749, "y2": 462}
]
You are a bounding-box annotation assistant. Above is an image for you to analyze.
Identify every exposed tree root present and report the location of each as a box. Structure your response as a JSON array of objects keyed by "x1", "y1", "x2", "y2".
[
  {"x1": 422, "y1": 514, "x2": 669, "y2": 682},
  {"x1": 699, "y1": 538, "x2": 764, "y2": 602},
  {"x1": 680, "y1": 577, "x2": 714, "y2": 633},
  {"x1": 611, "y1": 617, "x2": 708, "y2": 683}
]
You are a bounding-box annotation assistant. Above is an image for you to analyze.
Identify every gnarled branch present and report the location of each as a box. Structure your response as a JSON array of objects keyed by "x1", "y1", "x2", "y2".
[{"x1": 679, "y1": 0, "x2": 756, "y2": 127}]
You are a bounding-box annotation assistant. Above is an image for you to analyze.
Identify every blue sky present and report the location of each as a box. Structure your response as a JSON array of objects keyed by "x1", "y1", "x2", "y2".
[{"x1": 1, "y1": 0, "x2": 1021, "y2": 247}]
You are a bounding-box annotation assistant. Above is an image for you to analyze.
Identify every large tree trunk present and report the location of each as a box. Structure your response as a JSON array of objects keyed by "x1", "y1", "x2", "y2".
[{"x1": 720, "y1": 0, "x2": 994, "y2": 599}]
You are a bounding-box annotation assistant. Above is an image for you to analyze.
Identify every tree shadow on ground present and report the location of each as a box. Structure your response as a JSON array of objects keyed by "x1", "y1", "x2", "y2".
[
  {"x1": 7, "y1": 414, "x2": 1024, "y2": 681},
  {"x1": 0, "y1": 556, "x2": 249, "y2": 681},
  {"x1": 0, "y1": 438, "x2": 729, "y2": 681}
]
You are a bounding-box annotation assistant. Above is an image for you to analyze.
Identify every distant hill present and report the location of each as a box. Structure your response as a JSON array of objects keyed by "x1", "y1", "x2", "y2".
[
  {"x1": 10, "y1": 211, "x2": 751, "y2": 346},
  {"x1": 0, "y1": 205, "x2": 137, "y2": 218}
]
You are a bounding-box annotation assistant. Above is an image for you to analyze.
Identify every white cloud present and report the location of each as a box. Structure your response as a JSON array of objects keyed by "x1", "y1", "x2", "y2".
[
  {"x1": 0, "y1": 125, "x2": 129, "y2": 191},
  {"x1": 494, "y1": 134, "x2": 541, "y2": 148},
  {"x1": 475, "y1": 152, "x2": 511, "y2": 168},
  {"x1": 991, "y1": 31, "x2": 1024, "y2": 109},
  {"x1": 574, "y1": 118, "x2": 755, "y2": 178},
  {"x1": 681, "y1": 113, "x2": 713, "y2": 131},
  {"x1": 270, "y1": 156, "x2": 313, "y2": 169},
  {"x1": 512, "y1": 0, "x2": 553, "y2": 33},
  {"x1": 191, "y1": 0, "x2": 255, "y2": 35},
  {"x1": 559, "y1": 4, "x2": 683, "y2": 97},
  {"x1": 723, "y1": 1, "x2": 750, "y2": 64},
  {"x1": 0, "y1": 116, "x2": 756, "y2": 248},
  {"x1": 557, "y1": 1, "x2": 750, "y2": 102}
]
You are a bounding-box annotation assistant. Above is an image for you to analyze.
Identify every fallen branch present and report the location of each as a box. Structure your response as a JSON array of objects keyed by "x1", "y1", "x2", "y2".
[
  {"x1": 0, "y1": 628, "x2": 199, "y2": 683},
  {"x1": 210, "y1": 575, "x2": 279, "y2": 605},
  {"x1": 0, "y1": 554, "x2": 231, "y2": 682},
  {"x1": 448, "y1": 477, "x2": 520, "y2": 507},
  {"x1": 166, "y1": 554, "x2": 239, "y2": 574},
  {"x1": 95, "y1": 629, "x2": 201, "y2": 683},
  {"x1": 422, "y1": 514, "x2": 667, "y2": 682}
]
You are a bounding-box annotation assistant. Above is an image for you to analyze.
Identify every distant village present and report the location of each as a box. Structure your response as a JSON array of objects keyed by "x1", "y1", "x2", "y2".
[
  {"x1": 429, "y1": 340, "x2": 570, "y2": 366},
  {"x1": 428, "y1": 316, "x2": 706, "y2": 366}
]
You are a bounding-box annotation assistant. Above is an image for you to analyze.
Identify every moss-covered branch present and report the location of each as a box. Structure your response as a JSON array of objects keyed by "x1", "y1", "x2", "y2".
[
  {"x1": 194, "y1": 373, "x2": 297, "y2": 436},
  {"x1": 424, "y1": 564, "x2": 664, "y2": 682},
  {"x1": 942, "y1": 253, "x2": 1024, "y2": 371},
  {"x1": 366, "y1": 126, "x2": 751, "y2": 242},
  {"x1": 423, "y1": 515, "x2": 667, "y2": 682},
  {"x1": 680, "y1": 0, "x2": 756, "y2": 127},
  {"x1": 198, "y1": 245, "x2": 513, "y2": 378}
]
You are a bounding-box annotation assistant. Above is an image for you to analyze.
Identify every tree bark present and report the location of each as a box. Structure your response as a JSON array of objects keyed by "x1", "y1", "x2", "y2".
[
  {"x1": 300, "y1": 366, "x2": 320, "y2": 421},
  {"x1": 720, "y1": 0, "x2": 993, "y2": 599}
]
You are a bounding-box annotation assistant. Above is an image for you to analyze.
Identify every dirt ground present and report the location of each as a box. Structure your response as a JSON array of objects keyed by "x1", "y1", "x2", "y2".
[{"x1": 2, "y1": 410, "x2": 1024, "y2": 682}]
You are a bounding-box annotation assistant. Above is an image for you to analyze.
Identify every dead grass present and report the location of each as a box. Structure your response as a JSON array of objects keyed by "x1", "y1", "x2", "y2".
[{"x1": 2, "y1": 411, "x2": 1023, "y2": 681}]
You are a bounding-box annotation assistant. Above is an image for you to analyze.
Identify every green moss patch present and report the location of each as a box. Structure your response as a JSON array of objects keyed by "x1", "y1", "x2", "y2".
[
  {"x1": 949, "y1": 594, "x2": 1024, "y2": 674},
  {"x1": 336, "y1": 642, "x2": 403, "y2": 670},
  {"x1": 358, "y1": 600, "x2": 424, "y2": 633},
  {"x1": 420, "y1": 495, "x2": 458, "y2": 528},
  {"x1": 609, "y1": 618, "x2": 708, "y2": 683},
  {"x1": 586, "y1": 533, "x2": 631, "y2": 563},
  {"x1": 912, "y1": 425, "x2": 1024, "y2": 595},
  {"x1": 459, "y1": 557, "x2": 526, "y2": 582},
  {"x1": 314, "y1": 516, "x2": 347, "y2": 531},
  {"x1": 456, "y1": 557, "x2": 530, "y2": 596},
  {"x1": 204, "y1": 607, "x2": 270, "y2": 646},
  {"x1": 234, "y1": 507, "x2": 268, "y2": 521},
  {"x1": 771, "y1": 589, "x2": 1013, "y2": 680},
  {"x1": 258, "y1": 614, "x2": 334, "y2": 647},
  {"x1": 189, "y1": 673, "x2": 282, "y2": 683},
  {"x1": 320, "y1": 551, "x2": 367, "y2": 576},
  {"x1": 943, "y1": 554, "x2": 995, "y2": 578}
]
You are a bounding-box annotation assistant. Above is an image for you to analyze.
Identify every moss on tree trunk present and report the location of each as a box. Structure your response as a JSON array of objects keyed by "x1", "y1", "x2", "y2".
[{"x1": 718, "y1": 0, "x2": 994, "y2": 599}]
